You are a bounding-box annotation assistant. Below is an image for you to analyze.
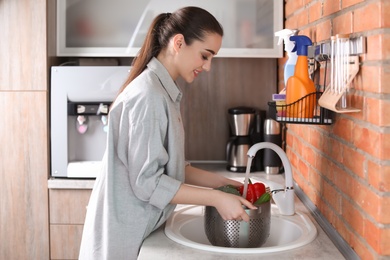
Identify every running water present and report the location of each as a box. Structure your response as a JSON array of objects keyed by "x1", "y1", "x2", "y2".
[{"x1": 242, "y1": 157, "x2": 254, "y2": 199}]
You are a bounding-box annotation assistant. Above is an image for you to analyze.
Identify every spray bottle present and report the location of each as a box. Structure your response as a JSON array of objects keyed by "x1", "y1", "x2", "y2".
[
  {"x1": 274, "y1": 29, "x2": 298, "y2": 87},
  {"x1": 285, "y1": 35, "x2": 316, "y2": 118}
]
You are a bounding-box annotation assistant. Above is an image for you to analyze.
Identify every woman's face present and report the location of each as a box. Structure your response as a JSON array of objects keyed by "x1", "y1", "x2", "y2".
[{"x1": 176, "y1": 33, "x2": 222, "y2": 83}]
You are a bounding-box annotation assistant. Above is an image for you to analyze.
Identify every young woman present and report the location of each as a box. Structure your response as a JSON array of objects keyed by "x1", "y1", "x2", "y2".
[{"x1": 79, "y1": 6, "x2": 256, "y2": 259}]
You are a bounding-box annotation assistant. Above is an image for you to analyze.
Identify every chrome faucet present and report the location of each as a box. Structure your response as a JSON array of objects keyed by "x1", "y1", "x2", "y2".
[{"x1": 247, "y1": 142, "x2": 295, "y2": 215}]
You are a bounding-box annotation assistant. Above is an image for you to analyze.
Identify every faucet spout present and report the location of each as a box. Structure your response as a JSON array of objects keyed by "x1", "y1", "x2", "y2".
[{"x1": 247, "y1": 142, "x2": 295, "y2": 215}]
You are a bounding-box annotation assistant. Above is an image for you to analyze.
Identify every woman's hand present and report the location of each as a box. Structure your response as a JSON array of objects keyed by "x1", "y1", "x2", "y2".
[{"x1": 212, "y1": 190, "x2": 257, "y2": 222}]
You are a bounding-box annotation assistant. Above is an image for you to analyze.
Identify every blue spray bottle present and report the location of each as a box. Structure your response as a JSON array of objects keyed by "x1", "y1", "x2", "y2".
[{"x1": 274, "y1": 29, "x2": 298, "y2": 88}]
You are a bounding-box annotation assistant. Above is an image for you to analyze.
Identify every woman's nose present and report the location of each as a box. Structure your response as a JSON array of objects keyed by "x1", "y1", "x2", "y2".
[{"x1": 202, "y1": 59, "x2": 213, "y2": 72}]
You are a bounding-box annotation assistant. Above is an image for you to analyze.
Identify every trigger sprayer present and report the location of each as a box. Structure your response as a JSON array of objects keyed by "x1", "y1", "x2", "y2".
[
  {"x1": 274, "y1": 29, "x2": 299, "y2": 87},
  {"x1": 285, "y1": 35, "x2": 316, "y2": 118}
]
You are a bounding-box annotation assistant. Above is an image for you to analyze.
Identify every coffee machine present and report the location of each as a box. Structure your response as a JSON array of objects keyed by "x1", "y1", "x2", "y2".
[{"x1": 226, "y1": 107, "x2": 265, "y2": 172}]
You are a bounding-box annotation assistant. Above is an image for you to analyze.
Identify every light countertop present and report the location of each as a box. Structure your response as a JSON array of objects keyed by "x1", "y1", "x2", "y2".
[{"x1": 138, "y1": 162, "x2": 345, "y2": 260}]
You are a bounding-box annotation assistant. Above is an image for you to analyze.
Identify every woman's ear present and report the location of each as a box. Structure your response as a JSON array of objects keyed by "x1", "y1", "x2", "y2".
[{"x1": 172, "y1": 34, "x2": 185, "y2": 53}]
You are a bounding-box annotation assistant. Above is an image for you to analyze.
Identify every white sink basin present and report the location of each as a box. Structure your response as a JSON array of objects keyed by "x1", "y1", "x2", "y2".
[{"x1": 165, "y1": 204, "x2": 317, "y2": 254}]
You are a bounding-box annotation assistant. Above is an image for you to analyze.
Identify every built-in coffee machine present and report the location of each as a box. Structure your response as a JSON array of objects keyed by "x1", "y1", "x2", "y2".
[
  {"x1": 50, "y1": 66, "x2": 130, "y2": 178},
  {"x1": 226, "y1": 107, "x2": 265, "y2": 172}
]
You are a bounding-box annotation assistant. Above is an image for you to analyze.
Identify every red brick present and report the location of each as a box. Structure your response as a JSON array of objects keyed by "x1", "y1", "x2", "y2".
[
  {"x1": 367, "y1": 161, "x2": 390, "y2": 192},
  {"x1": 323, "y1": 0, "x2": 341, "y2": 16},
  {"x1": 382, "y1": 64, "x2": 390, "y2": 94},
  {"x1": 333, "y1": 212, "x2": 348, "y2": 239},
  {"x1": 366, "y1": 34, "x2": 390, "y2": 61},
  {"x1": 347, "y1": 94, "x2": 364, "y2": 121},
  {"x1": 306, "y1": 144, "x2": 317, "y2": 166},
  {"x1": 364, "y1": 219, "x2": 390, "y2": 255},
  {"x1": 354, "y1": 65, "x2": 381, "y2": 93},
  {"x1": 308, "y1": 126, "x2": 324, "y2": 150},
  {"x1": 323, "y1": 180, "x2": 341, "y2": 213},
  {"x1": 333, "y1": 11, "x2": 353, "y2": 34},
  {"x1": 332, "y1": 117, "x2": 353, "y2": 142},
  {"x1": 341, "y1": 197, "x2": 364, "y2": 236},
  {"x1": 308, "y1": 1, "x2": 322, "y2": 23},
  {"x1": 327, "y1": 138, "x2": 343, "y2": 164},
  {"x1": 384, "y1": 0, "x2": 390, "y2": 27},
  {"x1": 319, "y1": 197, "x2": 338, "y2": 225},
  {"x1": 351, "y1": 180, "x2": 390, "y2": 224},
  {"x1": 381, "y1": 196, "x2": 390, "y2": 223},
  {"x1": 341, "y1": 144, "x2": 365, "y2": 178},
  {"x1": 316, "y1": 20, "x2": 332, "y2": 42},
  {"x1": 298, "y1": 158, "x2": 310, "y2": 180},
  {"x1": 342, "y1": 0, "x2": 365, "y2": 9},
  {"x1": 334, "y1": 165, "x2": 354, "y2": 198},
  {"x1": 382, "y1": 133, "x2": 390, "y2": 160},
  {"x1": 285, "y1": 0, "x2": 305, "y2": 17},
  {"x1": 354, "y1": 2, "x2": 383, "y2": 32},
  {"x1": 320, "y1": 157, "x2": 337, "y2": 183},
  {"x1": 349, "y1": 233, "x2": 376, "y2": 260},
  {"x1": 316, "y1": 156, "x2": 329, "y2": 180},
  {"x1": 300, "y1": 142, "x2": 311, "y2": 162},
  {"x1": 301, "y1": 126, "x2": 312, "y2": 144},
  {"x1": 309, "y1": 168, "x2": 322, "y2": 193},
  {"x1": 297, "y1": 9, "x2": 310, "y2": 28},
  {"x1": 285, "y1": 15, "x2": 298, "y2": 29},
  {"x1": 286, "y1": 146, "x2": 299, "y2": 170},
  {"x1": 353, "y1": 123, "x2": 382, "y2": 159},
  {"x1": 366, "y1": 97, "x2": 390, "y2": 127}
]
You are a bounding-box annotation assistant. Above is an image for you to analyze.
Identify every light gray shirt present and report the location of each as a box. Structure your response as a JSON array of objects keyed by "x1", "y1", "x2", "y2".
[{"x1": 79, "y1": 57, "x2": 185, "y2": 260}]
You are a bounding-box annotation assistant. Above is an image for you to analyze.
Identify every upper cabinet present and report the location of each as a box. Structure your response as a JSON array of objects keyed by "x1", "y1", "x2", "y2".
[{"x1": 57, "y1": 0, "x2": 283, "y2": 58}]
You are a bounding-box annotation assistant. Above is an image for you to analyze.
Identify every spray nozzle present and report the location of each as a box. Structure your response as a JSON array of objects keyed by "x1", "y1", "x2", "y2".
[
  {"x1": 275, "y1": 29, "x2": 299, "y2": 52},
  {"x1": 290, "y1": 35, "x2": 313, "y2": 56}
]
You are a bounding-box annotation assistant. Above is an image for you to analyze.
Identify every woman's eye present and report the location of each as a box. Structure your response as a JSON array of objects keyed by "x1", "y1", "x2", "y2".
[{"x1": 201, "y1": 54, "x2": 209, "y2": 61}]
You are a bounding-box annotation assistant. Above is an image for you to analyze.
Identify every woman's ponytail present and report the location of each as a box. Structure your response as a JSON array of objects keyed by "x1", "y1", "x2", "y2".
[{"x1": 117, "y1": 13, "x2": 167, "y2": 94}]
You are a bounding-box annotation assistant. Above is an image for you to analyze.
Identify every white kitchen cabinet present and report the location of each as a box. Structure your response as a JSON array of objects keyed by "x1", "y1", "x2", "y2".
[{"x1": 57, "y1": 0, "x2": 283, "y2": 58}]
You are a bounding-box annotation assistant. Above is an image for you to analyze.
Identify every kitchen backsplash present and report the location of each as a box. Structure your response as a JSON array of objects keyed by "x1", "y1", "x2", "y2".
[{"x1": 281, "y1": 0, "x2": 390, "y2": 259}]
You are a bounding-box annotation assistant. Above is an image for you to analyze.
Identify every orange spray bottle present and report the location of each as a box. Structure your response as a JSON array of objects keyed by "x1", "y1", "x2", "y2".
[{"x1": 285, "y1": 35, "x2": 316, "y2": 118}]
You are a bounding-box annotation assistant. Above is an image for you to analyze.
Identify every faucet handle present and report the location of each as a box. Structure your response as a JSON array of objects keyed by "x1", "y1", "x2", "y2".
[{"x1": 272, "y1": 189, "x2": 295, "y2": 215}]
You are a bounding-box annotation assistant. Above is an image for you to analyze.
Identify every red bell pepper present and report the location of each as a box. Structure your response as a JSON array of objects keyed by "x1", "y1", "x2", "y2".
[
  {"x1": 253, "y1": 182, "x2": 266, "y2": 201},
  {"x1": 239, "y1": 184, "x2": 256, "y2": 203},
  {"x1": 239, "y1": 180, "x2": 266, "y2": 204}
]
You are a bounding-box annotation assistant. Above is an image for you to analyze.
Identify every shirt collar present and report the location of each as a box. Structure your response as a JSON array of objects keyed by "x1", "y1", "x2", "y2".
[{"x1": 147, "y1": 57, "x2": 182, "y2": 103}]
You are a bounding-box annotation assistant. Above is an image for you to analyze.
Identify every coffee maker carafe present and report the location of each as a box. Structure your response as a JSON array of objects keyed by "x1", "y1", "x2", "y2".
[{"x1": 226, "y1": 107, "x2": 256, "y2": 172}]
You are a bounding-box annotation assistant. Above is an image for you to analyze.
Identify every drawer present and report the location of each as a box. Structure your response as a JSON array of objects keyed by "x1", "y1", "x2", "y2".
[
  {"x1": 50, "y1": 224, "x2": 83, "y2": 259},
  {"x1": 49, "y1": 189, "x2": 92, "y2": 224}
]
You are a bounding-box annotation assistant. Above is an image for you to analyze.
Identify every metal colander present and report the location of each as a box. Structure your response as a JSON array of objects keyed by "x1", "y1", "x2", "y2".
[{"x1": 204, "y1": 200, "x2": 271, "y2": 248}]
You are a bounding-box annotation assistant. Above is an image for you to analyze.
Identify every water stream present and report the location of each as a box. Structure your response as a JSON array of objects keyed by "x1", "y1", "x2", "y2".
[{"x1": 242, "y1": 157, "x2": 253, "y2": 199}]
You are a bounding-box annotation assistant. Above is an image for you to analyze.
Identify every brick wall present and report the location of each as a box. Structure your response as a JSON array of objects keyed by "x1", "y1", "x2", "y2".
[{"x1": 280, "y1": 0, "x2": 390, "y2": 259}]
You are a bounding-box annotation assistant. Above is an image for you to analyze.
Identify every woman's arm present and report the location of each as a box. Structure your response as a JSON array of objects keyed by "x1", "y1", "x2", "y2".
[
  {"x1": 170, "y1": 183, "x2": 256, "y2": 222},
  {"x1": 184, "y1": 165, "x2": 242, "y2": 188}
]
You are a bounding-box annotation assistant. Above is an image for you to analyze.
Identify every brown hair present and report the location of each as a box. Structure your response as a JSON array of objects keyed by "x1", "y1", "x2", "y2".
[{"x1": 116, "y1": 6, "x2": 223, "y2": 97}]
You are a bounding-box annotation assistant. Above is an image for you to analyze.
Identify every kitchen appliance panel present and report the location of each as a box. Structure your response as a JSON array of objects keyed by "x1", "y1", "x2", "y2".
[{"x1": 50, "y1": 66, "x2": 130, "y2": 178}]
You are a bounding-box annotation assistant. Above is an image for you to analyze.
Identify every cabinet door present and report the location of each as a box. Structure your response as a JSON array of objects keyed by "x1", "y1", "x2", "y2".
[
  {"x1": 49, "y1": 189, "x2": 92, "y2": 224},
  {"x1": 49, "y1": 189, "x2": 92, "y2": 260},
  {"x1": 57, "y1": 0, "x2": 283, "y2": 58},
  {"x1": 50, "y1": 225, "x2": 84, "y2": 260}
]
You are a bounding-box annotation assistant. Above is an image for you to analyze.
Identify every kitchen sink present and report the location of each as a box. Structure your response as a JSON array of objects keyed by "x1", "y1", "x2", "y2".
[{"x1": 164, "y1": 204, "x2": 317, "y2": 254}]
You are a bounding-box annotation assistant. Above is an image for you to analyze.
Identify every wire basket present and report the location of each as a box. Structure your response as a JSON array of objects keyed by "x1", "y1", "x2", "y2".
[
  {"x1": 204, "y1": 200, "x2": 271, "y2": 248},
  {"x1": 268, "y1": 92, "x2": 333, "y2": 125}
]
